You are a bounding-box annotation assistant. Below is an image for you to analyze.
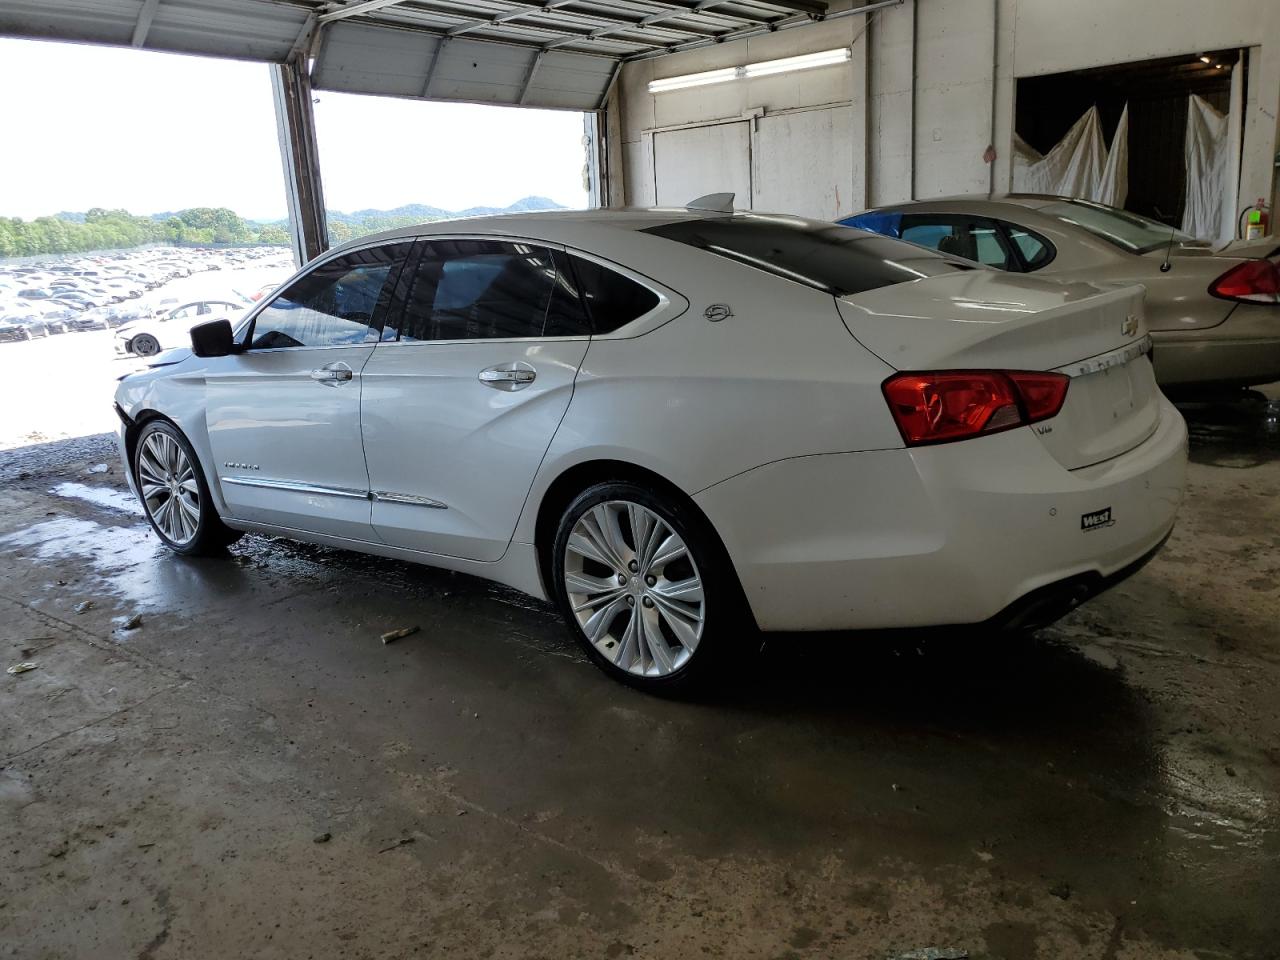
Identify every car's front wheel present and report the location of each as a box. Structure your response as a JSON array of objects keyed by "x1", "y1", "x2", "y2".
[
  {"x1": 552, "y1": 482, "x2": 738, "y2": 693},
  {"x1": 134, "y1": 420, "x2": 242, "y2": 555},
  {"x1": 131, "y1": 333, "x2": 161, "y2": 356}
]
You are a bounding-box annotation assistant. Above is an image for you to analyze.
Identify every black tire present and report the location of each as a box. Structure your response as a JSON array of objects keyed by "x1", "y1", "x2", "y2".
[
  {"x1": 131, "y1": 333, "x2": 161, "y2": 356},
  {"x1": 550, "y1": 481, "x2": 744, "y2": 694},
  {"x1": 133, "y1": 420, "x2": 243, "y2": 556}
]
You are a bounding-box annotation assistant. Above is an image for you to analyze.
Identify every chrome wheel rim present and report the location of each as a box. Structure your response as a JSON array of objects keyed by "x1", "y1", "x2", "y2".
[
  {"x1": 563, "y1": 500, "x2": 705, "y2": 677},
  {"x1": 138, "y1": 432, "x2": 201, "y2": 546}
]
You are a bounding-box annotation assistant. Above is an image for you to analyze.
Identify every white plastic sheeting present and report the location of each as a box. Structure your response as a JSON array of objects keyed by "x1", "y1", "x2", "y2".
[
  {"x1": 1013, "y1": 105, "x2": 1129, "y2": 207},
  {"x1": 1181, "y1": 95, "x2": 1232, "y2": 242}
]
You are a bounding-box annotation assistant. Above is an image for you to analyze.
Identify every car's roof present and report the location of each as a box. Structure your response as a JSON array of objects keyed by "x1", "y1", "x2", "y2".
[
  {"x1": 327, "y1": 207, "x2": 764, "y2": 256},
  {"x1": 853, "y1": 194, "x2": 1072, "y2": 215}
]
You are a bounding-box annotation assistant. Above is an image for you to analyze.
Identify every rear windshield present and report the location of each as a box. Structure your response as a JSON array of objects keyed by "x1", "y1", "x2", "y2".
[
  {"x1": 642, "y1": 215, "x2": 970, "y2": 296},
  {"x1": 1037, "y1": 199, "x2": 1191, "y2": 254}
]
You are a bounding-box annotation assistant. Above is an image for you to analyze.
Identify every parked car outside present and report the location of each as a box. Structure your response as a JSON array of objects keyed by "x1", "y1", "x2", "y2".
[
  {"x1": 839, "y1": 196, "x2": 1280, "y2": 390},
  {"x1": 0, "y1": 314, "x2": 53, "y2": 341},
  {"x1": 115, "y1": 210, "x2": 1186, "y2": 691},
  {"x1": 114, "y1": 297, "x2": 249, "y2": 356}
]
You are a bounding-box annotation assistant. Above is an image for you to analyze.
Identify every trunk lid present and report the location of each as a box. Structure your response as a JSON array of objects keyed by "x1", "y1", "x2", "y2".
[{"x1": 837, "y1": 271, "x2": 1161, "y2": 469}]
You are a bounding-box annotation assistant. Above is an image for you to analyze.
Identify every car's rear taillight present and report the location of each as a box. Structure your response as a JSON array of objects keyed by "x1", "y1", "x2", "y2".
[
  {"x1": 882, "y1": 370, "x2": 1069, "y2": 446},
  {"x1": 1209, "y1": 259, "x2": 1280, "y2": 304}
]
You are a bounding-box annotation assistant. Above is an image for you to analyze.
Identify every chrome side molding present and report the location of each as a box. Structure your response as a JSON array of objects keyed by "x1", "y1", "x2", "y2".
[
  {"x1": 372, "y1": 490, "x2": 448, "y2": 509},
  {"x1": 222, "y1": 476, "x2": 369, "y2": 500},
  {"x1": 222, "y1": 476, "x2": 448, "y2": 509}
]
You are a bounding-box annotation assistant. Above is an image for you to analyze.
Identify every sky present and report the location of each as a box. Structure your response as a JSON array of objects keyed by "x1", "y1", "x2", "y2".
[{"x1": 0, "y1": 38, "x2": 589, "y2": 222}]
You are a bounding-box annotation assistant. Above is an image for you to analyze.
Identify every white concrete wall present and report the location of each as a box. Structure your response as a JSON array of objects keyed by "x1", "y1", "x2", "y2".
[{"x1": 612, "y1": 0, "x2": 1280, "y2": 228}]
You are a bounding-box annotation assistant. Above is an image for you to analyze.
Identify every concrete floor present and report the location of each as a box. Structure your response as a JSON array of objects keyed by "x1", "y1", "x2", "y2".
[{"x1": 1, "y1": 367, "x2": 1278, "y2": 958}]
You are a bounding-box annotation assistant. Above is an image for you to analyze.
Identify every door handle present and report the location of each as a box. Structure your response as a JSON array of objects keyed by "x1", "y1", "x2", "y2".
[
  {"x1": 310, "y1": 363, "x2": 353, "y2": 385},
  {"x1": 478, "y1": 362, "x2": 536, "y2": 391}
]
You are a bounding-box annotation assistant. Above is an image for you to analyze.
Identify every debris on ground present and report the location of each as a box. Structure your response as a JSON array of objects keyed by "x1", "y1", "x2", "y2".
[
  {"x1": 380, "y1": 625, "x2": 420, "y2": 645},
  {"x1": 73, "y1": 600, "x2": 94, "y2": 614},
  {"x1": 889, "y1": 949, "x2": 968, "y2": 960},
  {"x1": 1049, "y1": 880, "x2": 1072, "y2": 900},
  {"x1": 313, "y1": 832, "x2": 332, "y2": 844},
  {"x1": 121, "y1": 613, "x2": 143, "y2": 631},
  {"x1": 7, "y1": 662, "x2": 38, "y2": 676},
  {"x1": 86, "y1": 463, "x2": 110, "y2": 474},
  {"x1": 377, "y1": 836, "x2": 415, "y2": 853}
]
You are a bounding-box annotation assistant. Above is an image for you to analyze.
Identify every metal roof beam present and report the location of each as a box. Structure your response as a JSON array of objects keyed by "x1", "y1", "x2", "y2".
[
  {"x1": 130, "y1": 0, "x2": 162, "y2": 47},
  {"x1": 517, "y1": 50, "x2": 544, "y2": 103},
  {"x1": 447, "y1": 0, "x2": 574, "y2": 38},
  {"x1": 740, "y1": 0, "x2": 824, "y2": 15},
  {"x1": 627, "y1": 0, "x2": 896, "y2": 60},
  {"x1": 439, "y1": 0, "x2": 727, "y2": 41},
  {"x1": 542, "y1": 0, "x2": 730, "y2": 50},
  {"x1": 421, "y1": 36, "x2": 450, "y2": 96},
  {"x1": 319, "y1": 0, "x2": 411, "y2": 24}
]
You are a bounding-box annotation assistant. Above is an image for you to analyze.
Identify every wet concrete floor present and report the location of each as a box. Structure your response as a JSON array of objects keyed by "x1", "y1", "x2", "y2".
[{"x1": 1, "y1": 391, "x2": 1278, "y2": 959}]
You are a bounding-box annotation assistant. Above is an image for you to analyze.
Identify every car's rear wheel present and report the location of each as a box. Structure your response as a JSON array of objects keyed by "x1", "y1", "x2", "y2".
[
  {"x1": 552, "y1": 482, "x2": 738, "y2": 693},
  {"x1": 134, "y1": 421, "x2": 242, "y2": 555},
  {"x1": 131, "y1": 333, "x2": 160, "y2": 356}
]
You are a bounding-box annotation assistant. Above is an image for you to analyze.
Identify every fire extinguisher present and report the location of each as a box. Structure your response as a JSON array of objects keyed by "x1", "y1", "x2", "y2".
[{"x1": 1244, "y1": 199, "x2": 1269, "y2": 240}]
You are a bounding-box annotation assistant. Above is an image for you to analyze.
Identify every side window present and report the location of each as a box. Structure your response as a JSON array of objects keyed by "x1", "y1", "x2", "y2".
[
  {"x1": 395, "y1": 239, "x2": 588, "y2": 342},
  {"x1": 250, "y1": 243, "x2": 409, "y2": 350},
  {"x1": 900, "y1": 216, "x2": 1014, "y2": 270},
  {"x1": 1006, "y1": 225, "x2": 1054, "y2": 271},
  {"x1": 567, "y1": 255, "x2": 660, "y2": 334}
]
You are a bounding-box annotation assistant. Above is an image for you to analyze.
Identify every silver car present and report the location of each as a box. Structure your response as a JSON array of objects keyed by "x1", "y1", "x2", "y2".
[{"x1": 840, "y1": 196, "x2": 1280, "y2": 389}]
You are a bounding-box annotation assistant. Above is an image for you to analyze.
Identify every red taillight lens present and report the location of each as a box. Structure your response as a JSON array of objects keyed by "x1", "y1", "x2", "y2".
[
  {"x1": 883, "y1": 370, "x2": 1069, "y2": 446},
  {"x1": 1209, "y1": 259, "x2": 1280, "y2": 304},
  {"x1": 1007, "y1": 371, "x2": 1070, "y2": 422}
]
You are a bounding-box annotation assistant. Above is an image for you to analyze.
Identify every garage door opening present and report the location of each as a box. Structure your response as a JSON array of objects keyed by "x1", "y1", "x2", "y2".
[
  {"x1": 312, "y1": 92, "x2": 593, "y2": 245},
  {"x1": 1015, "y1": 49, "x2": 1245, "y2": 239}
]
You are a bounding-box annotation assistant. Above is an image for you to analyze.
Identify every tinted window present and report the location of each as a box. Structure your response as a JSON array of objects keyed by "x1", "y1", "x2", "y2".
[
  {"x1": 250, "y1": 244, "x2": 408, "y2": 349},
  {"x1": 394, "y1": 240, "x2": 589, "y2": 342},
  {"x1": 643, "y1": 215, "x2": 968, "y2": 297},
  {"x1": 899, "y1": 215, "x2": 1014, "y2": 270},
  {"x1": 1037, "y1": 199, "x2": 1191, "y2": 254},
  {"x1": 1007, "y1": 226, "x2": 1053, "y2": 270},
  {"x1": 568, "y1": 255, "x2": 660, "y2": 334}
]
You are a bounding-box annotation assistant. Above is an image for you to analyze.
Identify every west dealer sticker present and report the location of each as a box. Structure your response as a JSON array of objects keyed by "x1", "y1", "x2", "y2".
[{"x1": 1081, "y1": 507, "x2": 1114, "y2": 531}]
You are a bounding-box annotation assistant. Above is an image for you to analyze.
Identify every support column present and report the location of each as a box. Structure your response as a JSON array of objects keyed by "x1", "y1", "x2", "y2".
[{"x1": 271, "y1": 60, "x2": 328, "y2": 266}]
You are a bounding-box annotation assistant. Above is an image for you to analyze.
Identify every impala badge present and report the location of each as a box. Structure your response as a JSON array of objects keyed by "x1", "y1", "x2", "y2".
[
  {"x1": 704, "y1": 303, "x2": 733, "y2": 322},
  {"x1": 1121, "y1": 314, "x2": 1138, "y2": 338}
]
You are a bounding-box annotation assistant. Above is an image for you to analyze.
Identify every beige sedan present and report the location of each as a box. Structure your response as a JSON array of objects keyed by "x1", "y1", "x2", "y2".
[{"x1": 840, "y1": 196, "x2": 1280, "y2": 389}]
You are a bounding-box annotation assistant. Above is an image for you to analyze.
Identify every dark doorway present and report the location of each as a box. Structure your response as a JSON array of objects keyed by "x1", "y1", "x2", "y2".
[{"x1": 1015, "y1": 50, "x2": 1240, "y2": 226}]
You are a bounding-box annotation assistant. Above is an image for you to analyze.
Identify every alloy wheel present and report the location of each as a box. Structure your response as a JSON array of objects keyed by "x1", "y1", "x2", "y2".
[
  {"x1": 138, "y1": 431, "x2": 201, "y2": 546},
  {"x1": 563, "y1": 500, "x2": 705, "y2": 677}
]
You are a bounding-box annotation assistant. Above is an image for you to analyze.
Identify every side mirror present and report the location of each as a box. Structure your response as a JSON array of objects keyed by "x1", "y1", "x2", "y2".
[{"x1": 190, "y1": 318, "x2": 235, "y2": 357}]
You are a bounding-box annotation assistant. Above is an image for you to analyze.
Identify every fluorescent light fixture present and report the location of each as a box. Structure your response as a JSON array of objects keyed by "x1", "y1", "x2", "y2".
[
  {"x1": 648, "y1": 47, "x2": 852, "y2": 94},
  {"x1": 743, "y1": 47, "x2": 852, "y2": 78},
  {"x1": 648, "y1": 67, "x2": 739, "y2": 93}
]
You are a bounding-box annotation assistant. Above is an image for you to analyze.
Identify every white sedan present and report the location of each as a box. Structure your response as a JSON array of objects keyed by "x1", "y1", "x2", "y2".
[
  {"x1": 114, "y1": 209, "x2": 1187, "y2": 691},
  {"x1": 114, "y1": 298, "x2": 249, "y2": 357}
]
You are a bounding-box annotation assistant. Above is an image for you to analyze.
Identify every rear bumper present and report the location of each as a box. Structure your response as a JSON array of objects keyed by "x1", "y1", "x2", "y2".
[
  {"x1": 694, "y1": 396, "x2": 1188, "y2": 632},
  {"x1": 1153, "y1": 306, "x2": 1280, "y2": 387}
]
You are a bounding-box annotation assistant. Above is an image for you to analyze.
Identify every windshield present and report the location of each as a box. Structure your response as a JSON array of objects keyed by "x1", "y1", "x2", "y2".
[
  {"x1": 642, "y1": 214, "x2": 971, "y2": 296},
  {"x1": 1038, "y1": 199, "x2": 1192, "y2": 254}
]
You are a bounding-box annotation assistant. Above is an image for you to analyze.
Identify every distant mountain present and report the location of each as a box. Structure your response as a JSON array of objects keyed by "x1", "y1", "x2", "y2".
[
  {"x1": 54, "y1": 211, "x2": 87, "y2": 223},
  {"x1": 332, "y1": 196, "x2": 567, "y2": 225}
]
